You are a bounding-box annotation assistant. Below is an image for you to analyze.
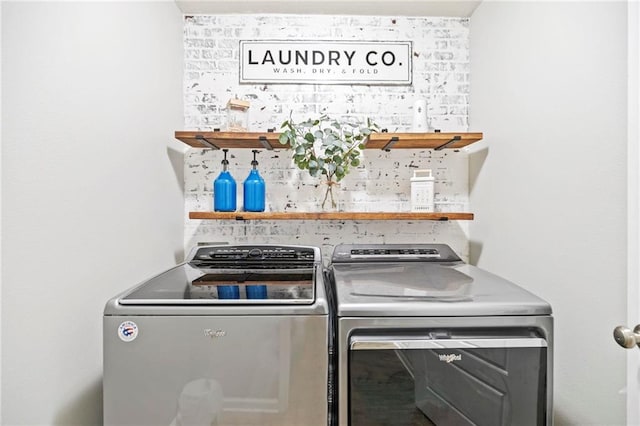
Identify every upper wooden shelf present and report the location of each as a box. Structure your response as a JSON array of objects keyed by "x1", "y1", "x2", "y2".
[
  {"x1": 366, "y1": 132, "x2": 483, "y2": 150},
  {"x1": 174, "y1": 131, "x2": 483, "y2": 151},
  {"x1": 175, "y1": 131, "x2": 284, "y2": 149},
  {"x1": 189, "y1": 211, "x2": 474, "y2": 221}
]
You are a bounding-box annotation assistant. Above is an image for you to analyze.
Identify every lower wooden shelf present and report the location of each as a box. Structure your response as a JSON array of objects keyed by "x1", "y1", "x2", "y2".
[{"x1": 189, "y1": 212, "x2": 474, "y2": 221}]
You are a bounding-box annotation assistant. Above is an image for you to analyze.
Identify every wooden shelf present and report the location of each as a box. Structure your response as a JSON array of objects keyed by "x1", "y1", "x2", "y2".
[
  {"x1": 174, "y1": 131, "x2": 482, "y2": 151},
  {"x1": 189, "y1": 211, "x2": 474, "y2": 221},
  {"x1": 366, "y1": 132, "x2": 483, "y2": 151},
  {"x1": 175, "y1": 131, "x2": 284, "y2": 149}
]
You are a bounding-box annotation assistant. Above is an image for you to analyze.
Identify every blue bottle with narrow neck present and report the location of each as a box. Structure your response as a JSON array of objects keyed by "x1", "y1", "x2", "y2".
[
  {"x1": 243, "y1": 150, "x2": 265, "y2": 212},
  {"x1": 214, "y1": 149, "x2": 236, "y2": 212}
]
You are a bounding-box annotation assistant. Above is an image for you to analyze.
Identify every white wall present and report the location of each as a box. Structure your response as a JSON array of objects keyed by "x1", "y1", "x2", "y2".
[
  {"x1": 1, "y1": 2, "x2": 184, "y2": 424},
  {"x1": 469, "y1": 2, "x2": 628, "y2": 425},
  {"x1": 183, "y1": 15, "x2": 473, "y2": 261}
]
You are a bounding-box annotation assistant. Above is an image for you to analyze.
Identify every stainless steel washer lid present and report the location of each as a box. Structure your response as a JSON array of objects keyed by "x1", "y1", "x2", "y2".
[
  {"x1": 330, "y1": 244, "x2": 552, "y2": 317},
  {"x1": 104, "y1": 245, "x2": 329, "y2": 316}
]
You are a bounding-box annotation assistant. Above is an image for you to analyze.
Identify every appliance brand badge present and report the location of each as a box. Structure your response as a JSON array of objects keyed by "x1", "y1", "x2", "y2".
[
  {"x1": 439, "y1": 353, "x2": 462, "y2": 363},
  {"x1": 204, "y1": 329, "x2": 226, "y2": 339},
  {"x1": 118, "y1": 321, "x2": 138, "y2": 342}
]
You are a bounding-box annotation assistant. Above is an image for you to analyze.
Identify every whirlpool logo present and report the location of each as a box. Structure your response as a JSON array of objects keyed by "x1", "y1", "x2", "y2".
[
  {"x1": 439, "y1": 353, "x2": 462, "y2": 363},
  {"x1": 204, "y1": 329, "x2": 226, "y2": 339}
]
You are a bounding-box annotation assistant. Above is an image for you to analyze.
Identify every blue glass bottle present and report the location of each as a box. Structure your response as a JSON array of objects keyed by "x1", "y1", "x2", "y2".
[
  {"x1": 243, "y1": 150, "x2": 265, "y2": 212},
  {"x1": 214, "y1": 149, "x2": 236, "y2": 212}
]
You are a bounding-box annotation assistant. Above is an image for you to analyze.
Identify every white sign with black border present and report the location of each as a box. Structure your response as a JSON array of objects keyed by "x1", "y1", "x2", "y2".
[{"x1": 240, "y1": 40, "x2": 412, "y2": 85}]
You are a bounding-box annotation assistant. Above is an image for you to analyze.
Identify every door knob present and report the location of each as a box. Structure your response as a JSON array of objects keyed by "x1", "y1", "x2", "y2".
[{"x1": 613, "y1": 325, "x2": 640, "y2": 349}]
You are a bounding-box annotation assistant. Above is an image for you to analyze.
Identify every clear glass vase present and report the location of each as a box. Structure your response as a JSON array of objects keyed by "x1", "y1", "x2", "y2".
[{"x1": 321, "y1": 178, "x2": 339, "y2": 210}]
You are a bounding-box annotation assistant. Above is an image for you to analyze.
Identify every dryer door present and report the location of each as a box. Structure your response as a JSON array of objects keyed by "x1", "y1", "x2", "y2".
[{"x1": 348, "y1": 332, "x2": 547, "y2": 426}]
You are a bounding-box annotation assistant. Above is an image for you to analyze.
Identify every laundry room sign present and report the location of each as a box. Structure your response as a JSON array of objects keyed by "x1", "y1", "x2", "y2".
[{"x1": 239, "y1": 40, "x2": 412, "y2": 85}]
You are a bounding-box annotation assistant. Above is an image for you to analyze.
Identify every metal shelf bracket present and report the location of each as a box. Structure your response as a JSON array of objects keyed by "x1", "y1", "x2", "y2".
[
  {"x1": 195, "y1": 135, "x2": 220, "y2": 150},
  {"x1": 382, "y1": 136, "x2": 400, "y2": 152},
  {"x1": 258, "y1": 136, "x2": 273, "y2": 150},
  {"x1": 434, "y1": 135, "x2": 461, "y2": 151}
]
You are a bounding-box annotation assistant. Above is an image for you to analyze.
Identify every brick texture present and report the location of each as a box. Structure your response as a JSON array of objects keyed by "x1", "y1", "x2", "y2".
[{"x1": 183, "y1": 14, "x2": 471, "y2": 262}]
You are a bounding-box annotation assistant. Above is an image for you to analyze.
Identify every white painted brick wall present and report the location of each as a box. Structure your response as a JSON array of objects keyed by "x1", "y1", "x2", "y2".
[{"x1": 183, "y1": 14, "x2": 471, "y2": 262}]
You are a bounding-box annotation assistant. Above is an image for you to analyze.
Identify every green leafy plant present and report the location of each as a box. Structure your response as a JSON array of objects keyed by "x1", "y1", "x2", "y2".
[{"x1": 279, "y1": 114, "x2": 379, "y2": 209}]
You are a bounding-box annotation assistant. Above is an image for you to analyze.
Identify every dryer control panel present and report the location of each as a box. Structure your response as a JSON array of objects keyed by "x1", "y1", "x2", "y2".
[{"x1": 331, "y1": 244, "x2": 462, "y2": 263}]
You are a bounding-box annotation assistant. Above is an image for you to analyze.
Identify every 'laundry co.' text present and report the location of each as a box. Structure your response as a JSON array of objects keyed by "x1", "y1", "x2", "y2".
[
  {"x1": 240, "y1": 40, "x2": 412, "y2": 85},
  {"x1": 247, "y1": 49, "x2": 400, "y2": 67}
]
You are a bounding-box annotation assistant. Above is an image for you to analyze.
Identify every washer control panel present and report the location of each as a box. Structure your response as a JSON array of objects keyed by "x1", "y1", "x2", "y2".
[{"x1": 189, "y1": 245, "x2": 317, "y2": 268}]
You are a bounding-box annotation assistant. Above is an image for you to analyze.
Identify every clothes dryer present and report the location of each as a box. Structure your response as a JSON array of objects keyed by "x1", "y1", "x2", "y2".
[{"x1": 328, "y1": 243, "x2": 553, "y2": 426}]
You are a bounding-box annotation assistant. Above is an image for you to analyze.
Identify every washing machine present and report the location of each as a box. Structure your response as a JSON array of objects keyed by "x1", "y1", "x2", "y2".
[
  {"x1": 328, "y1": 243, "x2": 553, "y2": 426},
  {"x1": 103, "y1": 244, "x2": 330, "y2": 426}
]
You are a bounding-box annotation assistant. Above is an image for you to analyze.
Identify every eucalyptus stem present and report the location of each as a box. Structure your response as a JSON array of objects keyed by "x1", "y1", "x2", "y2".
[
  {"x1": 322, "y1": 175, "x2": 338, "y2": 209},
  {"x1": 329, "y1": 185, "x2": 336, "y2": 208},
  {"x1": 279, "y1": 114, "x2": 379, "y2": 210},
  {"x1": 322, "y1": 185, "x2": 331, "y2": 209}
]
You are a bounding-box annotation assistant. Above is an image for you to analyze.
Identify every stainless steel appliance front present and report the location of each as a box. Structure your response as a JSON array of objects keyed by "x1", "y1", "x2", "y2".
[
  {"x1": 103, "y1": 245, "x2": 330, "y2": 426},
  {"x1": 329, "y1": 244, "x2": 553, "y2": 426}
]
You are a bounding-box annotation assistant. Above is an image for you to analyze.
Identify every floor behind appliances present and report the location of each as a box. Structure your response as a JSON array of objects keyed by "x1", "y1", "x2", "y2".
[
  {"x1": 103, "y1": 244, "x2": 330, "y2": 426},
  {"x1": 328, "y1": 243, "x2": 553, "y2": 426}
]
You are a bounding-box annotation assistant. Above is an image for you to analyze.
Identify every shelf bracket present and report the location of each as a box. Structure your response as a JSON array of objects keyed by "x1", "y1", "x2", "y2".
[
  {"x1": 382, "y1": 136, "x2": 400, "y2": 152},
  {"x1": 258, "y1": 136, "x2": 273, "y2": 150},
  {"x1": 434, "y1": 135, "x2": 461, "y2": 151},
  {"x1": 195, "y1": 135, "x2": 220, "y2": 150}
]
